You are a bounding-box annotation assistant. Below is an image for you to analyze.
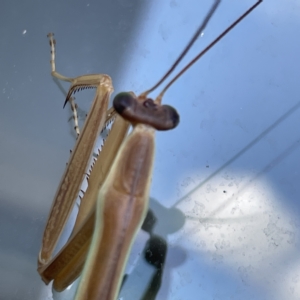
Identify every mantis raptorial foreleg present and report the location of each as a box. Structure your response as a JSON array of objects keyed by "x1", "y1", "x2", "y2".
[
  {"x1": 39, "y1": 34, "x2": 117, "y2": 267},
  {"x1": 38, "y1": 1, "x2": 263, "y2": 299},
  {"x1": 38, "y1": 35, "x2": 132, "y2": 291}
]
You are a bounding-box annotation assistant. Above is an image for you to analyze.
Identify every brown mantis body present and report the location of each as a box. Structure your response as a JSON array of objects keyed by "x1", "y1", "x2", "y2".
[{"x1": 38, "y1": 1, "x2": 262, "y2": 299}]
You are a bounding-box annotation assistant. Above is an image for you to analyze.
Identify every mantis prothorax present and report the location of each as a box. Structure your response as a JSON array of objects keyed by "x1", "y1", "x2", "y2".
[{"x1": 37, "y1": 1, "x2": 262, "y2": 299}]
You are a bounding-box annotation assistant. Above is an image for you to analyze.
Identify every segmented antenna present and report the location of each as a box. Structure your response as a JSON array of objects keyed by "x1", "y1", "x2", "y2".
[
  {"x1": 139, "y1": 0, "x2": 262, "y2": 104},
  {"x1": 143, "y1": 0, "x2": 221, "y2": 96},
  {"x1": 155, "y1": 0, "x2": 263, "y2": 102}
]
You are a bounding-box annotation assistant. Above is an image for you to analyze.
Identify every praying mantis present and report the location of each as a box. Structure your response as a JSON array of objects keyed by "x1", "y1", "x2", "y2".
[{"x1": 37, "y1": 1, "x2": 263, "y2": 299}]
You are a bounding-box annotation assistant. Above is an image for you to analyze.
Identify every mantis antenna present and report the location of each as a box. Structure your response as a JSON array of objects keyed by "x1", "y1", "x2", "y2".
[
  {"x1": 143, "y1": 0, "x2": 221, "y2": 95},
  {"x1": 140, "y1": 0, "x2": 263, "y2": 103}
]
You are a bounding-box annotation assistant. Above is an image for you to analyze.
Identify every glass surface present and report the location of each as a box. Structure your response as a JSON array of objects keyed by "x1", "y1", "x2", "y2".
[{"x1": 1, "y1": 0, "x2": 300, "y2": 299}]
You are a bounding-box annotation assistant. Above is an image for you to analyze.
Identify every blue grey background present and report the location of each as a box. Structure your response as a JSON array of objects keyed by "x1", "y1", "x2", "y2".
[{"x1": 1, "y1": 0, "x2": 300, "y2": 299}]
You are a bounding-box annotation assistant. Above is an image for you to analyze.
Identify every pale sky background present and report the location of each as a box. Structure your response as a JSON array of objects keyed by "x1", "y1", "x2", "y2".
[{"x1": 1, "y1": 0, "x2": 300, "y2": 299}]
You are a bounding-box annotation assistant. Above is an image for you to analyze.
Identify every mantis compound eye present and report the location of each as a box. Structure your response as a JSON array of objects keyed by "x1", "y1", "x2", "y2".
[{"x1": 113, "y1": 92, "x2": 180, "y2": 131}]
